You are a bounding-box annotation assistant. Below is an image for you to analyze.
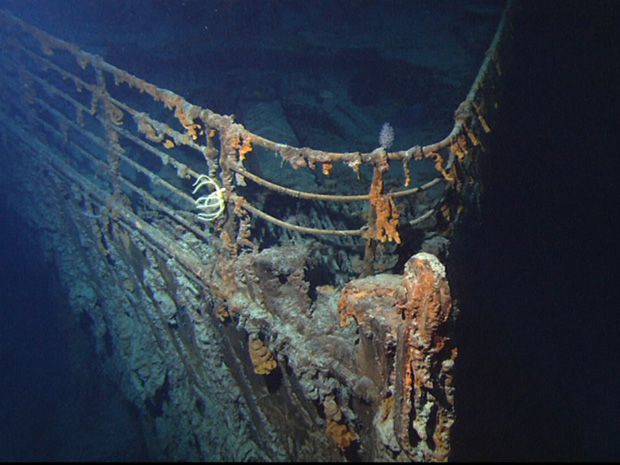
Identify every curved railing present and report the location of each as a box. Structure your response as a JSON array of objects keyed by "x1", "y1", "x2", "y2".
[{"x1": 0, "y1": 1, "x2": 514, "y2": 258}]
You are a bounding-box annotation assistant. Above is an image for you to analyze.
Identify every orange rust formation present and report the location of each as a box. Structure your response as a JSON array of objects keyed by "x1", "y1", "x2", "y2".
[
  {"x1": 231, "y1": 133, "x2": 253, "y2": 161},
  {"x1": 248, "y1": 334, "x2": 277, "y2": 375},
  {"x1": 214, "y1": 305, "x2": 229, "y2": 322},
  {"x1": 338, "y1": 282, "x2": 403, "y2": 329},
  {"x1": 322, "y1": 396, "x2": 358, "y2": 450},
  {"x1": 429, "y1": 152, "x2": 456, "y2": 183},
  {"x1": 325, "y1": 420, "x2": 358, "y2": 451},
  {"x1": 337, "y1": 253, "x2": 456, "y2": 462},
  {"x1": 368, "y1": 165, "x2": 401, "y2": 244},
  {"x1": 396, "y1": 253, "x2": 456, "y2": 462},
  {"x1": 449, "y1": 134, "x2": 469, "y2": 162},
  {"x1": 165, "y1": 95, "x2": 202, "y2": 141}
]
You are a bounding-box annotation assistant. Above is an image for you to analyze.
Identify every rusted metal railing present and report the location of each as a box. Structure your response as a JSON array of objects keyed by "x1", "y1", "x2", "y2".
[{"x1": 0, "y1": 1, "x2": 513, "y2": 256}]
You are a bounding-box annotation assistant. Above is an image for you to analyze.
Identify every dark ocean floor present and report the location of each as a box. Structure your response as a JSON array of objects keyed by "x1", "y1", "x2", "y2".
[{"x1": 0, "y1": 194, "x2": 149, "y2": 461}]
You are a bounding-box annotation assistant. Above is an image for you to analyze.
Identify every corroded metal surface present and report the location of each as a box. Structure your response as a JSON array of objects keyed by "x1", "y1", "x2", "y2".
[
  {"x1": 0, "y1": 1, "x2": 516, "y2": 461},
  {"x1": 339, "y1": 254, "x2": 455, "y2": 461}
]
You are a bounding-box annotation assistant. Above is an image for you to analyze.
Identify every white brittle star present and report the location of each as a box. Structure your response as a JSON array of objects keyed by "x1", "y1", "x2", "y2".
[{"x1": 192, "y1": 174, "x2": 226, "y2": 221}]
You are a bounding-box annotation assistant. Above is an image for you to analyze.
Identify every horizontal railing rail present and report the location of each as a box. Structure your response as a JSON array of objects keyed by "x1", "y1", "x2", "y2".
[{"x1": 0, "y1": 0, "x2": 513, "y2": 252}]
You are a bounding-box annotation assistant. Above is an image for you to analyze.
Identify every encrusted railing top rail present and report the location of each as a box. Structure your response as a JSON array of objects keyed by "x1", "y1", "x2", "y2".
[{"x1": 0, "y1": 0, "x2": 514, "y2": 255}]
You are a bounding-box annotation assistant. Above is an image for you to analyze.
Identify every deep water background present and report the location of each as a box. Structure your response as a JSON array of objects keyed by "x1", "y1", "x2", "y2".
[
  {"x1": 1, "y1": 0, "x2": 619, "y2": 461},
  {"x1": 452, "y1": 0, "x2": 620, "y2": 460}
]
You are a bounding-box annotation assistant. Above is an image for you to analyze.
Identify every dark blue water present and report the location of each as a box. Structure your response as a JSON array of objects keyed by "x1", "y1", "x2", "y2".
[
  {"x1": 452, "y1": 1, "x2": 620, "y2": 460},
  {"x1": 0, "y1": 194, "x2": 63, "y2": 460}
]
